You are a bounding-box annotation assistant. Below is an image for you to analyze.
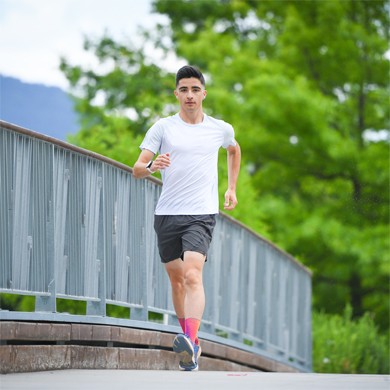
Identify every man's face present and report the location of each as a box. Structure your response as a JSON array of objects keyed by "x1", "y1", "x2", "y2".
[{"x1": 174, "y1": 77, "x2": 207, "y2": 112}]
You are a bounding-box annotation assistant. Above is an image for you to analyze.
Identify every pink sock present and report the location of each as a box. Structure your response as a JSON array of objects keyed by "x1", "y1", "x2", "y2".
[
  {"x1": 185, "y1": 318, "x2": 201, "y2": 344},
  {"x1": 178, "y1": 317, "x2": 186, "y2": 333}
]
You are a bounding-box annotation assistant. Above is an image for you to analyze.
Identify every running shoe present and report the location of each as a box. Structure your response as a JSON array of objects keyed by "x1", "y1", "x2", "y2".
[
  {"x1": 179, "y1": 343, "x2": 201, "y2": 371},
  {"x1": 173, "y1": 334, "x2": 199, "y2": 371}
]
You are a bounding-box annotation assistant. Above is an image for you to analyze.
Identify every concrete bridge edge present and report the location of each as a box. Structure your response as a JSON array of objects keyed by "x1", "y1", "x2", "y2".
[{"x1": 0, "y1": 321, "x2": 299, "y2": 374}]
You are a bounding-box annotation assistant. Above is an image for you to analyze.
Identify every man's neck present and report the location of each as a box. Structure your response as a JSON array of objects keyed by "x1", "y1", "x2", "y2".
[{"x1": 179, "y1": 109, "x2": 204, "y2": 124}]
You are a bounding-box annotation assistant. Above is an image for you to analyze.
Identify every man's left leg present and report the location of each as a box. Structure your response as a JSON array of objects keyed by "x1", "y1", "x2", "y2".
[
  {"x1": 183, "y1": 250, "x2": 205, "y2": 344},
  {"x1": 172, "y1": 250, "x2": 205, "y2": 370}
]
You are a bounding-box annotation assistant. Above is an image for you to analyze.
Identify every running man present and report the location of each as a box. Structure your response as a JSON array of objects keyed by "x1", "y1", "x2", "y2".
[{"x1": 133, "y1": 65, "x2": 241, "y2": 371}]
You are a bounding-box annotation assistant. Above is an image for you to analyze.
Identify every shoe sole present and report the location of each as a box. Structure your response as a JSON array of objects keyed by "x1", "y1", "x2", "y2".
[
  {"x1": 173, "y1": 334, "x2": 195, "y2": 369},
  {"x1": 179, "y1": 363, "x2": 198, "y2": 371},
  {"x1": 179, "y1": 346, "x2": 200, "y2": 371}
]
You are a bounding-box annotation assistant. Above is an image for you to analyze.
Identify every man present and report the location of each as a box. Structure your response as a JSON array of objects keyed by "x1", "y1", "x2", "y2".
[{"x1": 133, "y1": 65, "x2": 241, "y2": 371}]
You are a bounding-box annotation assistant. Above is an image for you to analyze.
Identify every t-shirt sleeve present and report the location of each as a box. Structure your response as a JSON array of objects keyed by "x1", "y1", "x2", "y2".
[
  {"x1": 139, "y1": 120, "x2": 164, "y2": 154},
  {"x1": 222, "y1": 123, "x2": 237, "y2": 149}
]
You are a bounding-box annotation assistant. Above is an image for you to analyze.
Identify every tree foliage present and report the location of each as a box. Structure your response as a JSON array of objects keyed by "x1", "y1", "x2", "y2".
[
  {"x1": 60, "y1": 0, "x2": 389, "y2": 330},
  {"x1": 313, "y1": 306, "x2": 389, "y2": 374}
]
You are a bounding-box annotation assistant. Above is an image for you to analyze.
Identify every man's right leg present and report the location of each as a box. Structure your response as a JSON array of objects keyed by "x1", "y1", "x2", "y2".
[
  {"x1": 155, "y1": 214, "x2": 186, "y2": 331},
  {"x1": 165, "y1": 259, "x2": 185, "y2": 322}
]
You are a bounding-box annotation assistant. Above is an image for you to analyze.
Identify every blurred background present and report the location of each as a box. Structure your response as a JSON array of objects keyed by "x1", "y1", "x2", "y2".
[{"x1": 1, "y1": 0, "x2": 389, "y2": 374}]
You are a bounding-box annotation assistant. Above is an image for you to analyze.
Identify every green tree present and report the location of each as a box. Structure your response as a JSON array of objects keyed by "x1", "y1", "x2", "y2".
[
  {"x1": 152, "y1": 0, "x2": 390, "y2": 329},
  {"x1": 60, "y1": 34, "x2": 267, "y2": 236},
  {"x1": 60, "y1": 0, "x2": 389, "y2": 330},
  {"x1": 60, "y1": 36, "x2": 174, "y2": 166}
]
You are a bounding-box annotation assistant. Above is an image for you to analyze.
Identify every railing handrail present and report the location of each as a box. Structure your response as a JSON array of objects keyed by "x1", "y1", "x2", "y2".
[
  {"x1": 0, "y1": 120, "x2": 311, "y2": 276},
  {"x1": 0, "y1": 120, "x2": 312, "y2": 372}
]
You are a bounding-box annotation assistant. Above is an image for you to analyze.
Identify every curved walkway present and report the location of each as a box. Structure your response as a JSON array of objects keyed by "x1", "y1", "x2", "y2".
[{"x1": 1, "y1": 370, "x2": 388, "y2": 390}]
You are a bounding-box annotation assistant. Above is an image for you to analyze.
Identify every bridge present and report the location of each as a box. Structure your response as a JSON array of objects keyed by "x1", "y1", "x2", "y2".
[{"x1": 0, "y1": 120, "x2": 312, "y2": 374}]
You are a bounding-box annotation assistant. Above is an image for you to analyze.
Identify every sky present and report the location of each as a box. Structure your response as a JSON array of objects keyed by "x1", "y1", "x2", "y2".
[{"x1": 0, "y1": 0, "x2": 171, "y2": 89}]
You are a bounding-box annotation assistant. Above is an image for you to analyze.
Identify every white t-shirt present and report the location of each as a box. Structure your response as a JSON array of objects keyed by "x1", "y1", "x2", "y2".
[{"x1": 140, "y1": 113, "x2": 236, "y2": 215}]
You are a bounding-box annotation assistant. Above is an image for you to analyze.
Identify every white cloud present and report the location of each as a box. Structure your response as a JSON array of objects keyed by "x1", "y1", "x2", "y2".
[{"x1": 0, "y1": 0, "x2": 168, "y2": 88}]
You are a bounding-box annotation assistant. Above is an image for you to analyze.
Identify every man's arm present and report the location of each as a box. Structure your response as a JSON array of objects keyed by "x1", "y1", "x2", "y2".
[
  {"x1": 133, "y1": 149, "x2": 170, "y2": 178},
  {"x1": 224, "y1": 142, "x2": 241, "y2": 210}
]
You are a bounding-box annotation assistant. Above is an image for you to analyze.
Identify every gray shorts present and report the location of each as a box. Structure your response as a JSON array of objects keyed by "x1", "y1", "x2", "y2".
[{"x1": 154, "y1": 214, "x2": 217, "y2": 263}]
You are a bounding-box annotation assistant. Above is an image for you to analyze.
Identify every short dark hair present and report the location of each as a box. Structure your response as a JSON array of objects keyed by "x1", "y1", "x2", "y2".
[{"x1": 176, "y1": 65, "x2": 205, "y2": 87}]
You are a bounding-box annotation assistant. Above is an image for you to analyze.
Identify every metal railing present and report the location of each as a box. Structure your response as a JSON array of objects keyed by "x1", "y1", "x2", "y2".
[{"x1": 0, "y1": 120, "x2": 312, "y2": 371}]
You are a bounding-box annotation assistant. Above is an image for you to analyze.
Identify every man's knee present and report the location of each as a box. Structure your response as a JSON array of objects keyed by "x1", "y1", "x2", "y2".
[
  {"x1": 182, "y1": 251, "x2": 205, "y2": 288},
  {"x1": 184, "y1": 268, "x2": 202, "y2": 288}
]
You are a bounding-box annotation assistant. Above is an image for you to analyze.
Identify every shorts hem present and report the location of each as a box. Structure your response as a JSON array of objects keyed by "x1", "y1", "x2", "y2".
[{"x1": 161, "y1": 249, "x2": 208, "y2": 264}]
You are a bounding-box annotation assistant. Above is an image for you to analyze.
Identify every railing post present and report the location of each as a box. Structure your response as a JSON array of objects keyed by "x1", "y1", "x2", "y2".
[
  {"x1": 87, "y1": 259, "x2": 106, "y2": 316},
  {"x1": 35, "y1": 280, "x2": 56, "y2": 312},
  {"x1": 35, "y1": 187, "x2": 56, "y2": 312},
  {"x1": 130, "y1": 181, "x2": 149, "y2": 322}
]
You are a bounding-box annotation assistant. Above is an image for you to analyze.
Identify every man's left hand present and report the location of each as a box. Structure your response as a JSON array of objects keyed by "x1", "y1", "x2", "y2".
[{"x1": 224, "y1": 189, "x2": 238, "y2": 210}]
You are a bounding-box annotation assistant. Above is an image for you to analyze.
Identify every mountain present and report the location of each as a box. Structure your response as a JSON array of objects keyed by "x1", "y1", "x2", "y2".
[{"x1": 0, "y1": 75, "x2": 79, "y2": 140}]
